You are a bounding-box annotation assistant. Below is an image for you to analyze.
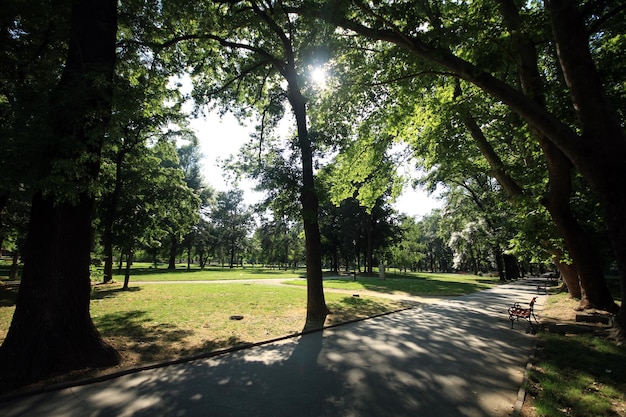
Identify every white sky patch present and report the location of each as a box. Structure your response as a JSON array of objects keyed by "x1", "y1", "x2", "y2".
[{"x1": 173, "y1": 74, "x2": 441, "y2": 216}]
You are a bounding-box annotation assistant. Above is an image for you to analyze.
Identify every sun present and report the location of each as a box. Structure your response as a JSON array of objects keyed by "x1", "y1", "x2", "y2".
[{"x1": 310, "y1": 66, "x2": 327, "y2": 88}]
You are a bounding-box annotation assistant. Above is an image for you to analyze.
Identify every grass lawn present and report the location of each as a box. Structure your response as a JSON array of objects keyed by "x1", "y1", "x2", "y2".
[
  {"x1": 284, "y1": 271, "x2": 500, "y2": 296},
  {"x1": 85, "y1": 282, "x2": 406, "y2": 367},
  {"x1": 0, "y1": 269, "x2": 496, "y2": 370},
  {"x1": 522, "y1": 292, "x2": 626, "y2": 417},
  {"x1": 0, "y1": 273, "x2": 409, "y2": 383},
  {"x1": 108, "y1": 263, "x2": 307, "y2": 281}
]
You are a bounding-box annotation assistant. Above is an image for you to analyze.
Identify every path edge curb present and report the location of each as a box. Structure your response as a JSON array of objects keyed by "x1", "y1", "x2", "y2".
[
  {"x1": 512, "y1": 340, "x2": 537, "y2": 416},
  {"x1": 0, "y1": 305, "x2": 414, "y2": 404}
]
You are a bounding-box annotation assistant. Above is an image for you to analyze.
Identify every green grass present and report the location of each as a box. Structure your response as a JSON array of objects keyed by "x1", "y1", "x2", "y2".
[
  {"x1": 529, "y1": 332, "x2": 626, "y2": 417},
  {"x1": 0, "y1": 281, "x2": 406, "y2": 365},
  {"x1": 284, "y1": 272, "x2": 500, "y2": 296},
  {"x1": 109, "y1": 264, "x2": 306, "y2": 281}
]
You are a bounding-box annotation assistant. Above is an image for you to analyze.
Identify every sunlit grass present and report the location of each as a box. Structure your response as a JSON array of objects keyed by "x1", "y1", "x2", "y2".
[
  {"x1": 528, "y1": 332, "x2": 626, "y2": 417},
  {"x1": 0, "y1": 282, "x2": 404, "y2": 365},
  {"x1": 90, "y1": 283, "x2": 404, "y2": 362},
  {"x1": 109, "y1": 263, "x2": 307, "y2": 281}
]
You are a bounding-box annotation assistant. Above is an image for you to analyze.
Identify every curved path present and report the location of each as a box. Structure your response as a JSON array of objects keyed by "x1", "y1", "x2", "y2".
[{"x1": 1, "y1": 278, "x2": 546, "y2": 417}]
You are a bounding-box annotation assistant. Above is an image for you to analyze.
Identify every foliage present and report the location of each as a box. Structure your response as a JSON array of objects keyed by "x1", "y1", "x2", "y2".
[
  {"x1": 209, "y1": 189, "x2": 254, "y2": 267},
  {"x1": 252, "y1": 212, "x2": 304, "y2": 269}
]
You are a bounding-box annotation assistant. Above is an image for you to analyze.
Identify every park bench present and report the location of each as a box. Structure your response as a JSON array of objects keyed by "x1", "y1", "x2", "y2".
[{"x1": 508, "y1": 296, "x2": 538, "y2": 334}]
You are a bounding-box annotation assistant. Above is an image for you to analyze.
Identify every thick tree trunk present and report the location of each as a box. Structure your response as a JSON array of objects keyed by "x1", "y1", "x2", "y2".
[
  {"x1": 168, "y1": 234, "x2": 177, "y2": 270},
  {"x1": 287, "y1": 78, "x2": 329, "y2": 330},
  {"x1": 0, "y1": 0, "x2": 120, "y2": 389},
  {"x1": 503, "y1": 254, "x2": 520, "y2": 280},
  {"x1": 1, "y1": 195, "x2": 120, "y2": 389},
  {"x1": 541, "y1": 158, "x2": 616, "y2": 311},
  {"x1": 551, "y1": 252, "x2": 582, "y2": 299},
  {"x1": 499, "y1": 0, "x2": 616, "y2": 311},
  {"x1": 547, "y1": 0, "x2": 626, "y2": 330}
]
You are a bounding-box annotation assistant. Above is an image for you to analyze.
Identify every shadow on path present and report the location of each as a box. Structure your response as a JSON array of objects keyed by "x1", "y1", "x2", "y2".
[{"x1": 2, "y1": 278, "x2": 546, "y2": 417}]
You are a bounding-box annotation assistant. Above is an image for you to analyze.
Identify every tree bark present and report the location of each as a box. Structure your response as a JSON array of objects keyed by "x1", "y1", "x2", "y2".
[
  {"x1": 9, "y1": 251, "x2": 19, "y2": 280},
  {"x1": 499, "y1": 0, "x2": 616, "y2": 311},
  {"x1": 551, "y1": 252, "x2": 582, "y2": 299},
  {"x1": 286, "y1": 77, "x2": 330, "y2": 330},
  {"x1": 168, "y1": 234, "x2": 177, "y2": 270},
  {"x1": 0, "y1": 0, "x2": 120, "y2": 389},
  {"x1": 123, "y1": 250, "x2": 132, "y2": 290},
  {"x1": 494, "y1": 248, "x2": 505, "y2": 281},
  {"x1": 102, "y1": 150, "x2": 125, "y2": 283},
  {"x1": 503, "y1": 254, "x2": 520, "y2": 280},
  {"x1": 546, "y1": 0, "x2": 626, "y2": 325}
]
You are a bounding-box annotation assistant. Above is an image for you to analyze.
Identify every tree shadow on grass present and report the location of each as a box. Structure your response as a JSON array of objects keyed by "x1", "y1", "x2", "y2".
[
  {"x1": 91, "y1": 285, "x2": 141, "y2": 301},
  {"x1": 95, "y1": 310, "x2": 195, "y2": 363},
  {"x1": 94, "y1": 310, "x2": 248, "y2": 364},
  {"x1": 325, "y1": 296, "x2": 405, "y2": 326}
]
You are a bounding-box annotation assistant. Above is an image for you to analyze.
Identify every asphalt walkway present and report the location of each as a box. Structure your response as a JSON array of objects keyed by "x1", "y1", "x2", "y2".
[{"x1": 1, "y1": 277, "x2": 547, "y2": 417}]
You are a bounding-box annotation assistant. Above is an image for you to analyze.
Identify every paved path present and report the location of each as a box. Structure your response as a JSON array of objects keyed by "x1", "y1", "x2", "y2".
[{"x1": 1, "y1": 278, "x2": 546, "y2": 417}]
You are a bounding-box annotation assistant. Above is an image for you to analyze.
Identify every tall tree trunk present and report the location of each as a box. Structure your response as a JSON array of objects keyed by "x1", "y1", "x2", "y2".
[
  {"x1": 503, "y1": 254, "x2": 520, "y2": 280},
  {"x1": 0, "y1": 0, "x2": 120, "y2": 389},
  {"x1": 168, "y1": 234, "x2": 177, "y2": 270},
  {"x1": 494, "y1": 249, "x2": 505, "y2": 281},
  {"x1": 546, "y1": 0, "x2": 625, "y2": 325},
  {"x1": 123, "y1": 250, "x2": 132, "y2": 290},
  {"x1": 286, "y1": 79, "x2": 329, "y2": 329},
  {"x1": 2, "y1": 195, "x2": 120, "y2": 388},
  {"x1": 102, "y1": 151, "x2": 124, "y2": 283},
  {"x1": 9, "y1": 251, "x2": 19, "y2": 280},
  {"x1": 229, "y1": 242, "x2": 235, "y2": 268},
  {"x1": 366, "y1": 215, "x2": 374, "y2": 275},
  {"x1": 551, "y1": 251, "x2": 582, "y2": 299},
  {"x1": 0, "y1": 193, "x2": 9, "y2": 250},
  {"x1": 499, "y1": 0, "x2": 616, "y2": 311}
]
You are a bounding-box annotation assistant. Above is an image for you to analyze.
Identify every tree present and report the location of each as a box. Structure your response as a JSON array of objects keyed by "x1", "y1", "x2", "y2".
[
  {"x1": 0, "y1": 0, "x2": 120, "y2": 388},
  {"x1": 164, "y1": 141, "x2": 210, "y2": 270},
  {"x1": 417, "y1": 211, "x2": 453, "y2": 273},
  {"x1": 305, "y1": 0, "x2": 626, "y2": 330},
  {"x1": 99, "y1": 32, "x2": 190, "y2": 282},
  {"x1": 141, "y1": 1, "x2": 332, "y2": 326},
  {"x1": 104, "y1": 139, "x2": 199, "y2": 288},
  {"x1": 210, "y1": 190, "x2": 253, "y2": 268},
  {"x1": 387, "y1": 215, "x2": 425, "y2": 273}
]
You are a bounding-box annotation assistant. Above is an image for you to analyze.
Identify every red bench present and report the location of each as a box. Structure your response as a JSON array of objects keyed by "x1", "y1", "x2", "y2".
[{"x1": 508, "y1": 297, "x2": 538, "y2": 334}]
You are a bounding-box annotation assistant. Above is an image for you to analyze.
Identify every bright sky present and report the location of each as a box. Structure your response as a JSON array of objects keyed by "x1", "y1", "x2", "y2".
[{"x1": 189, "y1": 111, "x2": 442, "y2": 218}]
